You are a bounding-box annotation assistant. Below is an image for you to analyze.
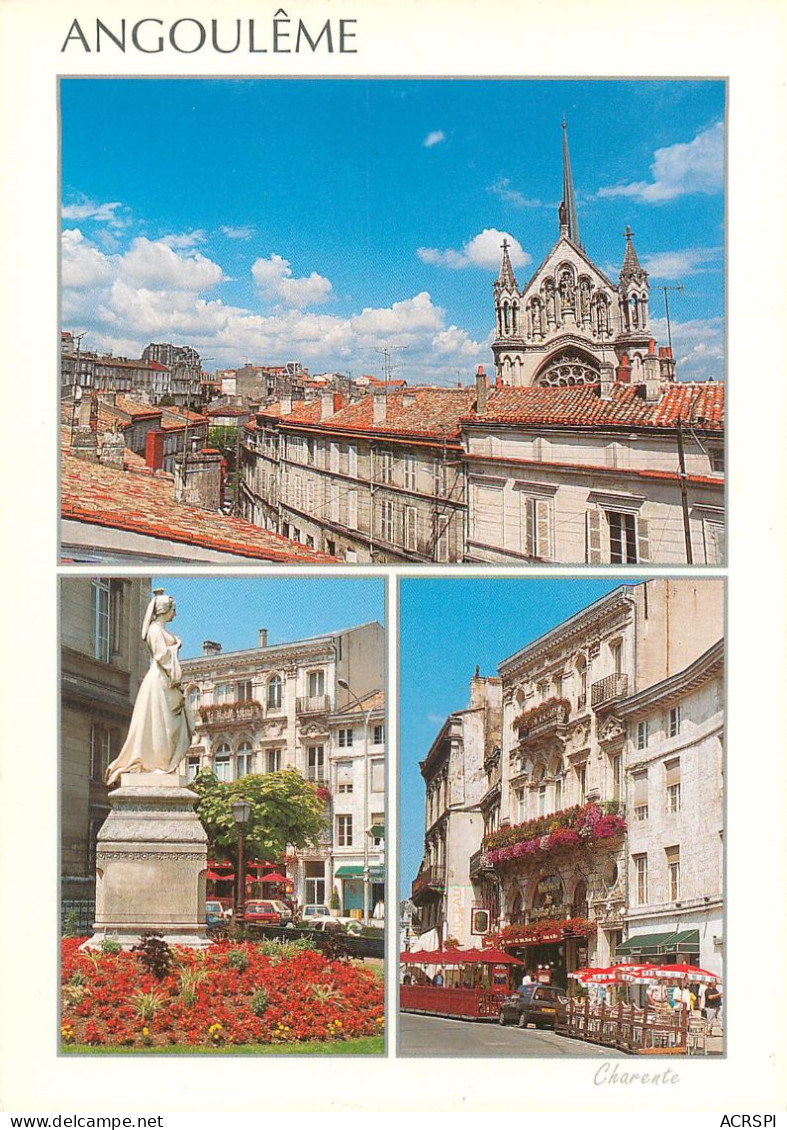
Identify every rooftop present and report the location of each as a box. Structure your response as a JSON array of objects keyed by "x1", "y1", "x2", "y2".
[{"x1": 275, "y1": 387, "x2": 477, "y2": 441}]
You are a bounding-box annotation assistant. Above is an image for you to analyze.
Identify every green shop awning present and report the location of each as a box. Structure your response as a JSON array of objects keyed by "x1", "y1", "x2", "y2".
[
  {"x1": 617, "y1": 929, "x2": 700, "y2": 957},
  {"x1": 370, "y1": 824, "x2": 385, "y2": 839},
  {"x1": 334, "y1": 865, "x2": 385, "y2": 880}
]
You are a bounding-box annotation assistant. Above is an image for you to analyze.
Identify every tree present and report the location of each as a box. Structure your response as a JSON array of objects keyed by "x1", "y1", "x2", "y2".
[{"x1": 191, "y1": 768, "x2": 327, "y2": 861}]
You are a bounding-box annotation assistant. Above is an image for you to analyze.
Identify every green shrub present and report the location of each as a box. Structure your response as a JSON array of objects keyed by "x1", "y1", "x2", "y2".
[
  {"x1": 250, "y1": 988, "x2": 269, "y2": 1017},
  {"x1": 99, "y1": 937, "x2": 122, "y2": 955},
  {"x1": 63, "y1": 909, "x2": 78, "y2": 938},
  {"x1": 227, "y1": 948, "x2": 249, "y2": 973}
]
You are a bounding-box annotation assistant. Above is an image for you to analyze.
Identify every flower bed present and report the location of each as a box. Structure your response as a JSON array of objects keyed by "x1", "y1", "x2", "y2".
[
  {"x1": 61, "y1": 938, "x2": 384, "y2": 1049},
  {"x1": 481, "y1": 801, "x2": 625, "y2": 866}
]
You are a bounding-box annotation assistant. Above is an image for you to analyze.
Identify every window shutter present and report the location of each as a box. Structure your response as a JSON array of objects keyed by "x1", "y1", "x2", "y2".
[
  {"x1": 665, "y1": 759, "x2": 681, "y2": 787},
  {"x1": 536, "y1": 498, "x2": 552, "y2": 561},
  {"x1": 637, "y1": 515, "x2": 650, "y2": 563},
  {"x1": 524, "y1": 496, "x2": 535, "y2": 555},
  {"x1": 633, "y1": 771, "x2": 649, "y2": 805},
  {"x1": 586, "y1": 509, "x2": 602, "y2": 563}
]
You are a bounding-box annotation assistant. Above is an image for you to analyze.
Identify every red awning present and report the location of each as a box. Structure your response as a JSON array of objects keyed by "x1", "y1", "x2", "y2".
[{"x1": 258, "y1": 872, "x2": 289, "y2": 884}]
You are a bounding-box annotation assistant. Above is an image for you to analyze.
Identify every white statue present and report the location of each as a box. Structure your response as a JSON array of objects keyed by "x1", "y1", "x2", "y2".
[{"x1": 106, "y1": 589, "x2": 193, "y2": 785}]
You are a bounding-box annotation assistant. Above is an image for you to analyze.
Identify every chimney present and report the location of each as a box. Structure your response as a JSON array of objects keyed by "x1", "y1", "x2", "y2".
[
  {"x1": 598, "y1": 360, "x2": 615, "y2": 400},
  {"x1": 258, "y1": 628, "x2": 268, "y2": 648},
  {"x1": 145, "y1": 429, "x2": 166, "y2": 472},
  {"x1": 99, "y1": 427, "x2": 126, "y2": 469},
  {"x1": 280, "y1": 393, "x2": 292, "y2": 415},
  {"x1": 202, "y1": 640, "x2": 222, "y2": 656},
  {"x1": 321, "y1": 391, "x2": 334, "y2": 419},
  {"x1": 333, "y1": 391, "x2": 344, "y2": 413},
  {"x1": 615, "y1": 352, "x2": 632, "y2": 384},
  {"x1": 373, "y1": 391, "x2": 387, "y2": 425},
  {"x1": 475, "y1": 365, "x2": 488, "y2": 415},
  {"x1": 173, "y1": 448, "x2": 223, "y2": 510}
]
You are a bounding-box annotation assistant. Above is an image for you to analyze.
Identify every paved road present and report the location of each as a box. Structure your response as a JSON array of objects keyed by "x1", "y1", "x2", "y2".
[{"x1": 399, "y1": 1012, "x2": 626, "y2": 1057}]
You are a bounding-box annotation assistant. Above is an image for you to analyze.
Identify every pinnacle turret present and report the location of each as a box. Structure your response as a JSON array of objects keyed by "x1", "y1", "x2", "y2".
[
  {"x1": 496, "y1": 238, "x2": 519, "y2": 293},
  {"x1": 620, "y1": 226, "x2": 647, "y2": 283},
  {"x1": 560, "y1": 120, "x2": 582, "y2": 249}
]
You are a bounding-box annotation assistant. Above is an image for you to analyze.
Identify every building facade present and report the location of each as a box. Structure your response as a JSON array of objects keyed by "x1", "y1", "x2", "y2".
[
  {"x1": 60, "y1": 577, "x2": 150, "y2": 926},
  {"x1": 411, "y1": 675, "x2": 502, "y2": 948},
  {"x1": 180, "y1": 621, "x2": 385, "y2": 914}
]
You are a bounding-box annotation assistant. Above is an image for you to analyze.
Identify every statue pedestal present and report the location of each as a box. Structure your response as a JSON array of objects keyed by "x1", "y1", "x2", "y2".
[{"x1": 83, "y1": 772, "x2": 211, "y2": 949}]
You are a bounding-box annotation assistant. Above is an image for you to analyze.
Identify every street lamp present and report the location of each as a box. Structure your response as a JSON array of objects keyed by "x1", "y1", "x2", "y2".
[
  {"x1": 231, "y1": 795, "x2": 252, "y2": 923},
  {"x1": 337, "y1": 678, "x2": 379, "y2": 923}
]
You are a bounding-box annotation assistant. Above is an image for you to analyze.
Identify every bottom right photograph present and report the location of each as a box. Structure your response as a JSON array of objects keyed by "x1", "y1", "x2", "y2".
[{"x1": 399, "y1": 577, "x2": 724, "y2": 1058}]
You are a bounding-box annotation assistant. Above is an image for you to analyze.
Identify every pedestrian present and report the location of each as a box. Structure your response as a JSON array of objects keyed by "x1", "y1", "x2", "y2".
[
  {"x1": 521, "y1": 969, "x2": 534, "y2": 987},
  {"x1": 704, "y1": 981, "x2": 722, "y2": 1023},
  {"x1": 433, "y1": 971, "x2": 444, "y2": 987}
]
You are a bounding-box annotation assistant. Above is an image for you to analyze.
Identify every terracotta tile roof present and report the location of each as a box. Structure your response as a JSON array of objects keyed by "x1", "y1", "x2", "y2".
[
  {"x1": 283, "y1": 387, "x2": 476, "y2": 441},
  {"x1": 111, "y1": 395, "x2": 161, "y2": 418},
  {"x1": 61, "y1": 450, "x2": 337, "y2": 563},
  {"x1": 466, "y1": 382, "x2": 724, "y2": 432}
]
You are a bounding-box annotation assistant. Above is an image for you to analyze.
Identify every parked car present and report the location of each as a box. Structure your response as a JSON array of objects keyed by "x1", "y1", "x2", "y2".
[
  {"x1": 205, "y1": 900, "x2": 226, "y2": 928},
  {"x1": 270, "y1": 900, "x2": 293, "y2": 925},
  {"x1": 243, "y1": 899, "x2": 289, "y2": 926},
  {"x1": 299, "y1": 904, "x2": 331, "y2": 923},
  {"x1": 498, "y1": 984, "x2": 568, "y2": 1029}
]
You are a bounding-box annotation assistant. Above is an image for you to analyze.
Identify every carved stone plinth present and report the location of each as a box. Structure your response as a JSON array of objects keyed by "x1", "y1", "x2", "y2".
[{"x1": 83, "y1": 772, "x2": 211, "y2": 949}]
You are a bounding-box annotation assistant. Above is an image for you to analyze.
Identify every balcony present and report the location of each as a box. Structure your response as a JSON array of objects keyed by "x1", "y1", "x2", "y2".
[
  {"x1": 469, "y1": 849, "x2": 495, "y2": 879},
  {"x1": 411, "y1": 863, "x2": 445, "y2": 900},
  {"x1": 591, "y1": 673, "x2": 629, "y2": 709},
  {"x1": 198, "y1": 701, "x2": 264, "y2": 728},
  {"x1": 296, "y1": 694, "x2": 331, "y2": 715},
  {"x1": 514, "y1": 698, "x2": 570, "y2": 744}
]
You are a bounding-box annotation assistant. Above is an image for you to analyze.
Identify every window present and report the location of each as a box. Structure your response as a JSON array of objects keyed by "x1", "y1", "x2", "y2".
[
  {"x1": 516, "y1": 786, "x2": 527, "y2": 822},
  {"x1": 236, "y1": 742, "x2": 254, "y2": 777},
  {"x1": 633, "y1": 854, "x2": 648, "y2": 905},
  {"x1": 610, "y1": 640, "x2": 622, "y2": 675},
  {"x1": 669, "y1": 706, "x2": 682, "y2": 738},
  {"x1": 633, "y1": 769, "x2": 649, "y2": 820},
  {"x1": 187, "y1": 687, "x2": 202, "y2": 716},
  {"x1": 380, "y1": 499, "x2": 395, "y2": 543},
  {"x1": 306, "y1": 535, "x2": 315, "y2": 548},
  {"x1": 186, "y1": 756, "x2": 201, "y2": 783},
  {"x1": 373, "y1": 724, "x2": 384, "y2": 746},
  {"x1": 214, "y1": 744, "x2": 231, "y2": 782},
  {"x1": 236, "y1": 680, "x2": 252, "y2": 702},
  {"x1": 553, "y1": 775, "x2": 563, "y2": 812},
  {"x1": 611, "y1": 754, "x2": 622, "y2": 801},
  {"x1": 294, "y1": 475, "x2": 303, "y2": 510},
  {"x1": 348, "y1": 444, "x2": 358, "y2": 477},
  {"x1": 576, "y1": 657, "x2": 588, "y2": 710},
  {"x1": 665, "y1": 758, "x2": 681, "y2": 812},
  {"x1": 266, "y1": 748, "x2": 282, "y2": 773},
  {"x1": 577, "y1": 763, "x2": 587, "y2": 803},
  {"x1": 433, "y1": 460, "x2": 446, "y2": 497},
  {"x1": 710, "y1": 446, "x2": 724, "y2": 474},
  {"x1": 404, "y1": 455, "x2": 416, "y2": 491},
  {"x1": 308, "y1": 670, "x2": 325, "y2": 698},
  {"x1": 537, "y1": 784, "x2": 547, "y2": 816},
  {"x1": 304, "y1": 861, "x2": 325, "y2": 904},
  {"x1": 370, "y1": 759, "x2": 385, "y2": 794},
  {"x1": 666, "y1": 846, "x2": 680, "y2": 901},
  {"x1": 336, "y1": 760, "x2": 353, "y2": 793},
  {"x1": 90, "y1": 724, "x2": 112, "y2": 781},
  {"x1": 338, "y1": 727, "x2": 354, "y2": 748},
  {"x1": 267, "y1": 675, "x2": 283, "y2": 709},
  {"x1": 608, "y1": 511, "x2": 638, "y2": 564},
  {"x1": 336, "y1": 814, "x2": 353, "y2": 846},
  {"x1": 521, "y1": 496, "x2": 553, "y2": 559},
  {"x1": 92, "y1": 578, "x2": 112, "y2": 662},
  {"x1": 378, "y1": 449, "x2": 393, "y2": 483},
  {"x1": 435, "y1": 515, "x2": 450, "y2": 562},
  {"x1": 307, "y1": 745, "x2": 325, "y2": 782},
  {"x1": 347, "y1": 489, "x2": 358, "y2": 530},
  {"x1": 330, "y1": 442, "x2": 339, "y2": 473},
  {"x1": 306, "y1": 480, "x2": 315, "y2": 511},
  {"x1": 329, "y1": 483, "x2": 340, "y2": 523},
  {"x1": 637, "y1": 720, "x2": 649, "y2": 750},
  {"x1": 403, "y1": 506, "x2": 417, "y2": 552},
  {"x1": 214, "y1": 682, "x2": 233, "y2": 704},
  {"x1": 371, "y1": 813, "x2": 384, "y2": 846}
]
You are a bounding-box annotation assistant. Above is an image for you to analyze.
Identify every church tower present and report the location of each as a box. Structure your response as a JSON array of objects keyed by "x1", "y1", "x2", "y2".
[{"x1": 491, "y1": 124, "x2": 672, "y2": 389}]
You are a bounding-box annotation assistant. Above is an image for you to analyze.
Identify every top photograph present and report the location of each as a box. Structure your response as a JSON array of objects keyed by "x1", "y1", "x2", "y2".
[{"x1": 60, "y1": 78, "x2": 725, "y2": 566}]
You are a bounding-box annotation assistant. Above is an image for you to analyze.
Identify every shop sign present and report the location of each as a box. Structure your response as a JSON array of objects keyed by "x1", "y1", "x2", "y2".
[{"x1": 492, "y1": 964, "x2": 508, "y2": 987}]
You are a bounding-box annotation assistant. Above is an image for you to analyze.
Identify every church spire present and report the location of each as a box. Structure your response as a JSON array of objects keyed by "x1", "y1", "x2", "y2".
[
  {"x1": 620, "y1": 225, "x2": 646, "y2": 281},
  {"x1": 496, "y1": 237, "x2": 518, "y2": 292},
  {"x1": 561, "y1": 119, "x2": 581, "y2": 249}
]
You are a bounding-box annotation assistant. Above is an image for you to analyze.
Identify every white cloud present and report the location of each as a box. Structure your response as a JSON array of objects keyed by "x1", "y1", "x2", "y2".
[
  {"x1": 252, "y1": 253, "x2": 333, "y2": 308},
  {"x1": 489, "y1": 178, "x2": 545, "y2": 209},
  {"x1": 220, "y1": 225, "x2": 256, "y2": 240},
  {"x1": 417, "y1": 228, "x2": 530, "y2": 270},
  {"x1": 649, "y1": 315, "x2": 725, "y2": 383},
  {"x1": 61, "y1": 228, "x2": 113, "y2": 289},
  {"x1": 642, "y1": 246, "x2": 723, "y2": 280},
  {"x1": 159, "y1": 231, "x2": 207, "y2": 250},
  {"x1": 61, "y1": 196, "x2": 128, "y2": 227},
  {"x1": 598, "y1": 122, "x2": 724, "y2": 204},
  {"x1": 121, "y1": 237, "x2": 224, "y2": 290},
  {"x1": 423, "y1": 130, "x2": 445, "y2": 148}
]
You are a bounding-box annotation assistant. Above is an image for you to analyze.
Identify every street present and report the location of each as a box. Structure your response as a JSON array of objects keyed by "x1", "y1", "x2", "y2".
[{"x1": 399, "y1": 1012, "x2": 626, "y2": 1057}]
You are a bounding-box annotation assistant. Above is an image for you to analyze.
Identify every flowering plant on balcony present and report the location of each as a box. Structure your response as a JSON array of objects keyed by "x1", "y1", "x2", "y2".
[
  {"x1": 512, "y1": 697, "x2": 571, "y2": 734},
  {"x1": 315, "y1": 786, "x2": 332, "y2": 804},
  {"x1": 486, "y1": 916, "x2": 597, "y2": 947},
  {"x1": 481, "y1": 801, "x2": 625, "y2": 867}
]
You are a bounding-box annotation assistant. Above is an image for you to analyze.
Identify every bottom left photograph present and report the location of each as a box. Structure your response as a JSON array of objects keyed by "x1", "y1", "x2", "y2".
[{"x1": 59, "y1": 575, "x2": 386, "y2": 1054}]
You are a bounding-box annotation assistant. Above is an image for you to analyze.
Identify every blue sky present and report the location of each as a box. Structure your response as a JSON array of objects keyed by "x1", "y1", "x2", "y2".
[
  {"x1": 150, "y1": 576, "x2": 385, "y2": 660},
  {"x1": 399, "y1": 577, "x2": 638, "y2": 899},
  {"x1": 62, "y1": 79, "x2": 725, "y2": 383}
]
